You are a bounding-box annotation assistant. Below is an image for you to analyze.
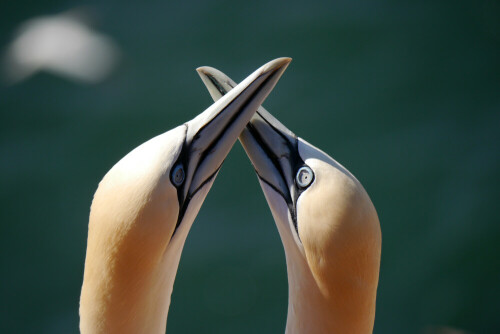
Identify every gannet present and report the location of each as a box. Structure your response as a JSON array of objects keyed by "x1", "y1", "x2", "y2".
[
  {"x1": 79, "y1": 58, "x2": 291, "y2": 334},
  {"x1": 197, "y1": 66, "x2": 381, "y2": 334}
]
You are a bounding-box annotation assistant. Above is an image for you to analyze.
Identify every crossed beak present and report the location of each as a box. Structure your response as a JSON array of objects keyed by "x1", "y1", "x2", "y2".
[
  {"x1": 196, "y1": 65, "x2": 307, "y2": 234},
  {"x1": 172, "y1": 58, "x2": 292, "y2": 230}
]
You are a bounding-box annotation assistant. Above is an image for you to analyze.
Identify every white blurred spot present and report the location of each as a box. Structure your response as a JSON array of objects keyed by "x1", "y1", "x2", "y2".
[{"x1": 3, "y1": 10, "x2": 119, "y2": 84}]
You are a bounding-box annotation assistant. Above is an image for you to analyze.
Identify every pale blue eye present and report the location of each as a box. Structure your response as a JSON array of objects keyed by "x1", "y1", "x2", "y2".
[
  {"x1": 296, "y1": 166, "x2": 314, "y2": 188},
  {"x1": 172, "y1": 165, "x2": 185, "y2": 186}
]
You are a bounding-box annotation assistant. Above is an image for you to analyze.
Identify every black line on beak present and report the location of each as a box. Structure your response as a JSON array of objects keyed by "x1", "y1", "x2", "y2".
[
  {"x1": 171, "y1": 71, "x2": 277, "y2": 237},
  {"x1": 203, "y1": 71, "x2": 307, "y2": 240},
  {"x1": 245, "y1": 121, "x2": 305, "y2": 238},
  {"x1": 206, "y1": 74, "x2": 233, "y2": 95}
]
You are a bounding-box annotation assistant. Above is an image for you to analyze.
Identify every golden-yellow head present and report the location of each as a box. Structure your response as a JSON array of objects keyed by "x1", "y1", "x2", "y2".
[
  {"x1": 198, "y1": 66, "x2": 381, "y2": 334},
  {"x1": 79, "y1": 58, "x2": 291, "y2": 334}
]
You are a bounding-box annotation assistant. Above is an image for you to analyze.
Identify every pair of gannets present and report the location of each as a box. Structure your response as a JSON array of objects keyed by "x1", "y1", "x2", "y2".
[{"x1": 80, "y1": 58, "x2": 381, "y2": 334}]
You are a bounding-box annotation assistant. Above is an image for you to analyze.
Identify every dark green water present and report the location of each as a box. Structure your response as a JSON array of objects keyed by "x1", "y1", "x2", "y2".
[{"x1": 1, "y1": 1, "x2": 499, "y2": 333}]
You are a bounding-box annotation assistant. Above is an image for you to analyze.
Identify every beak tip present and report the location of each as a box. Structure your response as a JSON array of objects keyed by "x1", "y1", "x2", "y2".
[
  {"x1": 262, "y1": 57, "x2": 292, "y2": 74},
  {"x1": 196, "y1": 66, "x2": 227, "y2": 81},
  {"x1": 196, "y1": 66, "x2": 211, "y2": 74},
  {"x1": 279, "y1": 57, "x2": 293, "y2": 64},
  {"x1": 197, "y1": 57, "x2": 292, "y2": 79}
]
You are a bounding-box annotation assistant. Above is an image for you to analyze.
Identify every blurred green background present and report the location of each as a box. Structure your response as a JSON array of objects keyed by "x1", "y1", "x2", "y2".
[{"x1": 1, "y1": 1, "x2": 499, "y2": 333}]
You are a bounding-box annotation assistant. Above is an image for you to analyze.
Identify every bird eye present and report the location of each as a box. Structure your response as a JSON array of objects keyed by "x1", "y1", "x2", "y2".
[
  {"x1": 296, "y1": 166, "x2": 314, "y2": 188},
  {"x1": 171, "y1": 164, "x2": 185, "y2": 186}
]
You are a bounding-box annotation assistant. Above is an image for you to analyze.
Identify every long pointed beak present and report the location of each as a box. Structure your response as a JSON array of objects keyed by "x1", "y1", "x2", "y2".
[
  {"x1": 174, "y1": 58, "x2": 291, "y2": 227},
  {"x1": 196, "y1": 65, "x2": 305, "y2": 231}
]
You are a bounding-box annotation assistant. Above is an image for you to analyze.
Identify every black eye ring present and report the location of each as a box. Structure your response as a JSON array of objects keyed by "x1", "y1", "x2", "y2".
[
  {"x1": 171, "y1": 164, "x2": 185, "y2": 186},
  {"x1": 296, "y1": 166, "x2": 314, "y2": 188}
]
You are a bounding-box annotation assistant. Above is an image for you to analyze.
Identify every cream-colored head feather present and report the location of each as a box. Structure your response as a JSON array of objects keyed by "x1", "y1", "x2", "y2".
[
  {"x1": 197, "y1": 67, "x2": 381, "y2": 334},
  {"x1": 79, "y1": 58, "x2": 291, "y2": 334}
]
